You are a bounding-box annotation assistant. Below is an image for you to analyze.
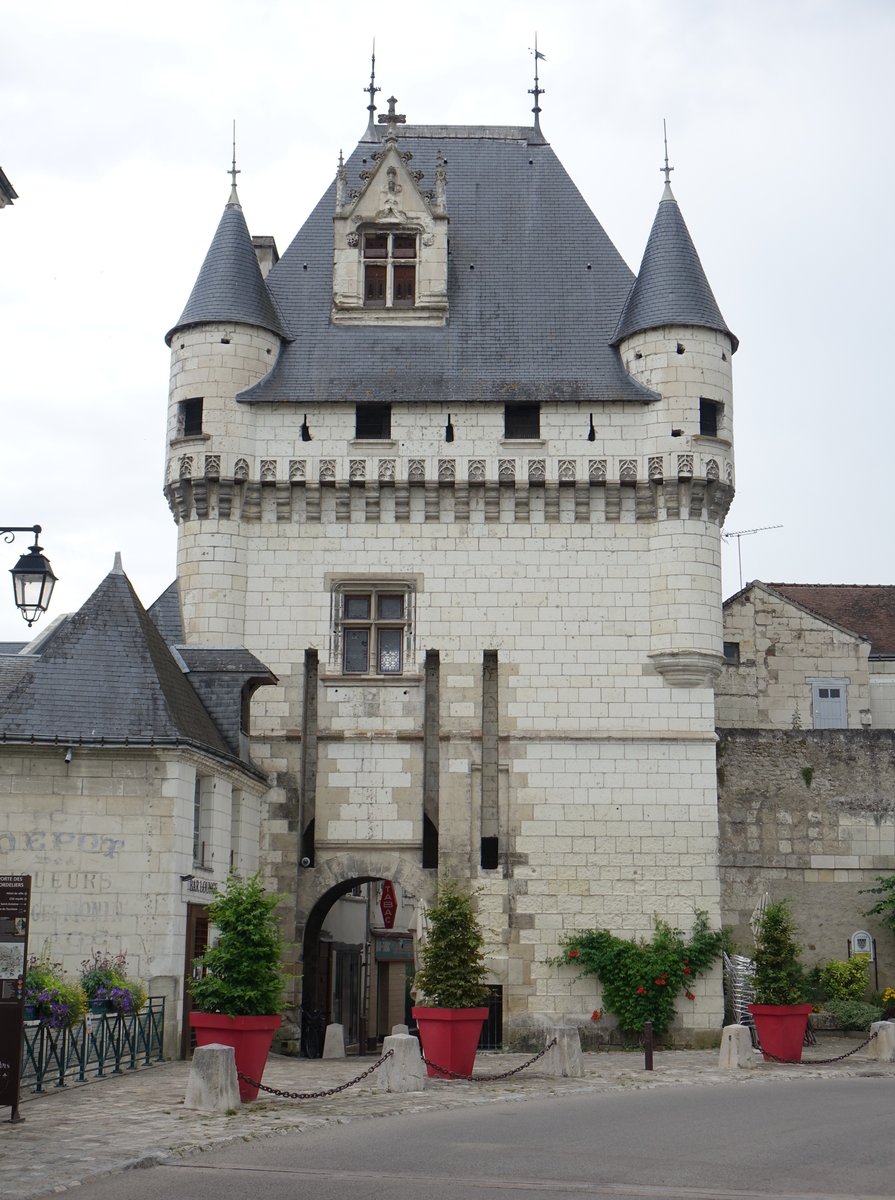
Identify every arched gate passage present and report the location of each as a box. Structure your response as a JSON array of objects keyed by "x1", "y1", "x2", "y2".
[{"x1": 298, "y1": 853, "x2": 435, "y2": 1055}]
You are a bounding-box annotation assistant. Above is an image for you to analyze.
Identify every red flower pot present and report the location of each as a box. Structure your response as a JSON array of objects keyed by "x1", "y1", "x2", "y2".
[
  {"x1": 412, "y1": 1006, "x2": 488, "y2": 1078},
  {"x1": 748, "y1": 1003, "x2": 813, "y2": 1063},
  {"x1": 189, "y1": 1012, "x2": 282, "y2": 1101}
]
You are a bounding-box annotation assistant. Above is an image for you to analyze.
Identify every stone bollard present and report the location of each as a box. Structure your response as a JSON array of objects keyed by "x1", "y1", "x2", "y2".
[
  {"x1": 322, "y1": 1022, "x2": 346, "y2": 1059},
  {"x1": 380, "y1": 1033, "x2": 427, "y2": 1092},
  {"x1": 718, "y1": 1024, "x2": 755, "y2": 1069},
  {"x1": 184, "y1": 1043, "x2": 241, "y2": 1112},
  {"x1": 391, "y1": 1023, "x2": 409, "y2": 1035},
  {"x1": 868, "y1": 1021, "x2": 895, "y2": 1062},
  {"x1": 541, "y1": 1025, "x2": 583, "y2": 1077}
]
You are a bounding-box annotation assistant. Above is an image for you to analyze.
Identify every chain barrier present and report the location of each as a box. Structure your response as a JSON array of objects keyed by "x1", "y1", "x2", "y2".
[
  {"x1": 758, "y1": 1030, "x2": 878, "y2": 1066},
  {"x1": 421, "y1": 1037, "x2": 559, "y2": 1081},
  {"x1": 237, "y1": 1048, "x2": 394, "y2": 1099}
]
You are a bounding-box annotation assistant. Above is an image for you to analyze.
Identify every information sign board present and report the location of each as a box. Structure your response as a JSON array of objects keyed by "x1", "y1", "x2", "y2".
[{"x1": 0, "y1": 875, "x2": 31, "y2": 1122}]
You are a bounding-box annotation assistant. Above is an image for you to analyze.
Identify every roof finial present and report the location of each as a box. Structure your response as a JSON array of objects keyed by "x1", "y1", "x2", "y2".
[
  {"x1": 377, "y1": 95, "x2": 406, "y2": 143},
  {"x1": 528, "y1": 34, "x2": 546, "y2": 132},
  {"x1": 661, "y1": 118, "x2": 674, "y2": 192},
  {"x1": 228, "y1": 119, "x2": 241, "y2": 206},
  {"x1": 364, "y1": 40, "x2": 381, "y2": 136}
]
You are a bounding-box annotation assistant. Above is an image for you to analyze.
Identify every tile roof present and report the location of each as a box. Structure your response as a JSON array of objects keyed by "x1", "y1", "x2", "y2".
[
  {"x1": 237, "y1": 125, "x2": 658, "y2": 406},
  {"x1": 148, "y1": 580, "x2": 184, "y2": 644},
  {"x1": 165, "y1": 190, "x2": 287, "y2": 345},
  {"x1": 768, "y1": 584, "x2": 895, "y2": 657},
  {"x1": 613, "y1": 183, "x2": 736, "y2": 350},
  {"x1": 0, "y1": 563, "x2": 232, "y2": 754}
]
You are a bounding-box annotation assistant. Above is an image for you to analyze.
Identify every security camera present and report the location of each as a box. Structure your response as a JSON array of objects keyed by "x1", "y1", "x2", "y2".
[{"x1": 300, "y1": 856, "x2": 312, "y2": 868}]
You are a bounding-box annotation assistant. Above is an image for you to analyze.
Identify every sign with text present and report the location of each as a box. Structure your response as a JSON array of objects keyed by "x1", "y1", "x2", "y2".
[
  {"x1": 0, "y1": 875, "x2": 30, "y2": 1119},
  {"x1": 379, "y1": 880, "x2": 397, "y2": 929}
]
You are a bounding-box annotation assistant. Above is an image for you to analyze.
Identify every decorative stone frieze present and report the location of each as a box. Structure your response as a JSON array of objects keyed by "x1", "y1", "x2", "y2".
[
  {"x1": 528, "y1": 459, "x2": 546, "y2": 483},
  {"x1": 589, "y1": 459, "x2": 607, "y2": 482},
  {"x1": 179, "y1": 455, "x2": 193, "y2": 478},
  {"x1": 408, "y1": 459, "x2": 425, "y2": 482},
  {"x1": 261, "y1": 459, "x2": 277, "y2": 481},
  {"x1": 234, "y1": 458, "x2": 249, "y2": 481},
  {"x1": 468, "y1": 459, "x2": 486, "y2": 483},
  {"x1": 204, "y1": 454, "x2": 221, "y2": 479},
  {"x1": 558, "y1": 459, "x2": 575, "y2": 482},
  {"x1": 438, "y1": 459, "x2": 456, "y2": 482},
  {"x1": 378, "y1": 459, "x2": 396, "y2": 482},
  {"x1": 319, "y1": 459, "x2": 336, "y2": 482},
  {"x1": 648, "y1": 456, "x2": 663, "y2": 480},
  {"x1": 289, "y1": 459, "x2": 306, "y2": 481},
  {"x1": 619, "y1": 458, "x2": 637, "y2": 482},
  {"x1": 498, "y1": 459, "x2": 516, "y2": 482},
  {"x1": 677, "y1": 454, "x2": 693, "y2": 478},
  {"x1": 349, "y1": 459, "x2": 366, "y2": 482}
]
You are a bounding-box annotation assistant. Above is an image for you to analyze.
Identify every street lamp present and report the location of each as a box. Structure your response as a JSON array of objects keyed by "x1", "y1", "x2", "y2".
[{"x1": 2, "y1": 526, "x2": 57, "y2": 626}]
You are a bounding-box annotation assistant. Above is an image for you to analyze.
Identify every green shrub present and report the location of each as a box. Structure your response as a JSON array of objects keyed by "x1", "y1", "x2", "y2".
[
  {"x1": 554, "y1": 912, "x2": 725, "y2": 1038},
  {"x1": 819, "y1": 954, "x2": 870, "y2": 1002},
  {"x1": 751, "y1": 899, "x2": 806, "y2": 1005},
  {"x1": 189, "y1": 873, "x2": 286, "y2": 1016},
  {"x1": 25, "y1": 953, "x2": 87, "y2": 1029},
  {"x1": 825, "y1": 998, "x2": 882, "y2": 1031},
  {"x1": 414, "y1": 878, "x2": 489, "y2": 1009}
]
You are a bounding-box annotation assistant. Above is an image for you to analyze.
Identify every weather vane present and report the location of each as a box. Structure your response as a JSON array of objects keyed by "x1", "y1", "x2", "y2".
[
  {"x1": 365, "y1": 40, "x2": 380, "y2": 134},
  {"x1": 229, "y1": 120, "x2": 240, "y2": 191},
  {"x1": 528, "y1": 35, "x2": 546, "y2": 132},
  {"x1": 661, "y1": 118, "x2": 674, "y2": 186}
]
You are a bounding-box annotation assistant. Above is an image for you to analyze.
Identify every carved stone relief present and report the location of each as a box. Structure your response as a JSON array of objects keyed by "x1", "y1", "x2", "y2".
[
  {"x1": 528, "y1": 459, "x2": 546, "y2": 483},
  {"x1": 677, "y1": 454, "x2": 693, "y2": 478},
  {"x1": 234, "y1": 457, "x2": 250, "y2": 482},
  {"x1": 648, "y1": 456, "x2": 664, "y2": 480},
  {"x1": 438, "y1": 459, "x2": 456, "y2": 482},
  {"x1": 204, "y1": 455, "x2": 221, "y2": 479},
  {"x1": 408, "y1": 458, "x2": 425, "y2": 482},
  {"x1": 468, "y1": 459, "x2": 486, "y2": 483},
  {"x1": 620, "y1": 459, "x2": 637, "y2": 482},
  {"x1": 289, "y1": 459, "x2": 306, "y2": 481},
  {"x1": 378, "y1": 458, "x2": 396, "y2": 482},
  {"x1": 498, "y1": 459, "x2": 516, "y2": 482},
  {"x1": 319, "y1": 459, "x2": 336, "y2": 482},
  {"x1": 349, "y1": 459, "x2": 366, "y2": 482},
  {"x1": 261, "y1": 459, "x2": 277, "y2": 481},
  {"x1": 558, "y1": 459, "x2": 576, "y2": 482},
  {"x1": 589, "y1": 459, "x2": 607, "y2": 482}
]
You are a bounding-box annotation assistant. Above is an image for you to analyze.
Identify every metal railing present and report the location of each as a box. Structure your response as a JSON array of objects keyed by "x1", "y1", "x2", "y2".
[{"x1": 21, "y1": 997, "x2": 165, "y2": 1092}]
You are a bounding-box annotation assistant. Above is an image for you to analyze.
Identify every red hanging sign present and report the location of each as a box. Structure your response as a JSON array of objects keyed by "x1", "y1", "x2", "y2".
[{"x1": 379, "y1": 880, "x2": 397, "y2": 929}]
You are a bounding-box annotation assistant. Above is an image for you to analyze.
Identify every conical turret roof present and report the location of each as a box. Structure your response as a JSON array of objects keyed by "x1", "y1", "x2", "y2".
[
  {"x1": 165, "y1": 188, "x2": 287, "y2": 346},
  {"x1": 613, "y1": 183, "x2": 737, "y2": 350}
]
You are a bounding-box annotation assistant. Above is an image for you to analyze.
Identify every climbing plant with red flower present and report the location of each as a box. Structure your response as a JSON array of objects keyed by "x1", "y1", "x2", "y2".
[{"x1": 551, "y1": 912, "x2": 725, "y2": 1039}]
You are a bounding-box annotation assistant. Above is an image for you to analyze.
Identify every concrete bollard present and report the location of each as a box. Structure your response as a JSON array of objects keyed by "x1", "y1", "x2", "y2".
[
  {"x1": 322, "y1": 1022, "x2": 346, "y2": 1059},
  {"x1": 391, "y1": 1023, "x2": 409, "y2": 1035},
  {"x1": 184, "y1": 1043, "x2": 241, "y2": 1112},
  {"x1": 718, "y1": 1024, "x2": 755, "y2": 1069},
  {"x1": 541, "y1": 1025, "x2": 583, "y2": 1077},
  {"x1": 868, "y1": 1021, "x2": 895, "y2": 1062},
  {"x1": 380, "y1": 1033, "x2": 427, "y2": 1092}
]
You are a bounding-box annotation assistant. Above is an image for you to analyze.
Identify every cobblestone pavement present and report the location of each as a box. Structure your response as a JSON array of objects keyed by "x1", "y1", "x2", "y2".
[{"x1": 2, "y1": 1039, "x2": 892, "y2": 1200}]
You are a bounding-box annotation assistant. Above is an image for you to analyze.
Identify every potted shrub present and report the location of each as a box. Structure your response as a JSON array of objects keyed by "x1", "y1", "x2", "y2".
[
  {"x1": 189, "y1": 872, "x2": 287, "y2": 1101},
  {"x1": 25, "y1": 953, "x2": 87, "y2": 1030},
  {"x1": 748, "y1": 898, "x2": 812, "y2": 1062},
  {"x1": 411, "y1": 878, "x2": 490, "y2": 1078}
]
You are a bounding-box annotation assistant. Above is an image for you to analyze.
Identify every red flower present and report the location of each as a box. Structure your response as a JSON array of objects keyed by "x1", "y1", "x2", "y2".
[
  {"x1": 636, "y1": 985, "x2": 647, "y2": 995},
  {"x1": 682, "y1": 966, "x2": 692, "y2": 975},
  {"x1": 685, "y1": 990, "x2": 696, "y2": 1001},
  {"x1": 567, "y1": 949, "x2": 580, "y2": 959},
  {"x1": 654, "y1": 976, "x2": 667, "y2": 986},
  {"x1": 591, "y1": 1009, "x2": 603, "y2": 1022}
]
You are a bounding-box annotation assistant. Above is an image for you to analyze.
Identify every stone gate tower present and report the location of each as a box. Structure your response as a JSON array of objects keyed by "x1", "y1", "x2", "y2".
[{"x1": 163, "y1": 91, "x2": 736, "y2": 1044}]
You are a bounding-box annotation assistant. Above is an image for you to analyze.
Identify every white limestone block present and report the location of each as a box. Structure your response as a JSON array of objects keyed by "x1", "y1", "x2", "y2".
[
  {"x1": 542, "y1": 1025, "x2": 583, "y2": 1077},
  {"x1": 184, "y1": 1043, "x2": 241, "y2": 1111},
  {"x1": 869, "y1": 1021, "x2": 895, "y2": 1062},
  {"x1": 380, "y1": 1033, "x2": 427, "y2": 1092},
  {"x1": 718, "y1": 1024, "x2": 755, "y2": 1069},
  {"x1": 322, "y1": 1022, "x2": 346, "y2": 1059}
]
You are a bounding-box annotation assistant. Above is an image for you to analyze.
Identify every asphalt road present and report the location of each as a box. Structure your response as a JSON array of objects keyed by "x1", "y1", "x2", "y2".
[{"x1": 68, "y1": 1075, "x2": 893, "y2": 1200}]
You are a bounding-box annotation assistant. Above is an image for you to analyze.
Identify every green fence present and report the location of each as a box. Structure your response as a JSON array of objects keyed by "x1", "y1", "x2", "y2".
[{"x1": 21, "y1": 997, "x2": 165, "y2": 1092}]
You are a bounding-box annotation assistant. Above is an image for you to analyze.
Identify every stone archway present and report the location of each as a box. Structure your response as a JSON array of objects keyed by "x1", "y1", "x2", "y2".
[{"x1": 297, "y1": 852, "x2": 436, "y2": 1054}]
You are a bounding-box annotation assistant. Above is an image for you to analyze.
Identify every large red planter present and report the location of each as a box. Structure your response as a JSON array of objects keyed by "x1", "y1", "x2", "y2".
[
  {"x1": 412, "y1": 1006, "x2": 488, "y2": 1078},
  {"x1": 189, "y1": 1012, "x2": 282, "y2": 1101},
  {"x1": 748, "y1": 1003, "x2": 813, "y2": 1063}
]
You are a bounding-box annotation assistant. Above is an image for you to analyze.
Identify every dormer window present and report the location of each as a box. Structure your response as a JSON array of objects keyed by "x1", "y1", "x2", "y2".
[{"x1": 364, "y1": 231, "x2": 417, "y2": 308}]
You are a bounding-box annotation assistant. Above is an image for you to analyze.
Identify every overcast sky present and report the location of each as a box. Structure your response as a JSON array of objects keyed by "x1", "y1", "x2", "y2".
[{"x1": 2, "y1": 0, "x2": 892, "y2": 641}]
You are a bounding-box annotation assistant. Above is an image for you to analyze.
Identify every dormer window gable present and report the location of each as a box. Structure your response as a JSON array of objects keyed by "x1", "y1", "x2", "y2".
[{"x1": 332, "y1": 136, "x2": 448, "y2": 327}]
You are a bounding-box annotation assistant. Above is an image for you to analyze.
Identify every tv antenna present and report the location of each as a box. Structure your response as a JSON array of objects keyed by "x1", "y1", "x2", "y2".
[{"x1": 721, "y1": 524, "x2": 783, "y2": 590}]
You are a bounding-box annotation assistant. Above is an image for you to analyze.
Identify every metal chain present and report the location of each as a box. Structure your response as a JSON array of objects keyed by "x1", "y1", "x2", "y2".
[
  {"x1": 421, "y1": 1037, "x2": 559, "y2": 1081},
  {"x1": 758, "y1": 1030, "x2": 878, "y2": 1065},
  {"x1": 238, "y1": 1048, "x2": 394, "y2": 1099}
]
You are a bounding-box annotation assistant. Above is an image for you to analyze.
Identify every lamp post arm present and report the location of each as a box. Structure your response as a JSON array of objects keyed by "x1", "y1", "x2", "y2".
[{"x1": 0, "y1": 525, "x2": 41, "y2": 544}]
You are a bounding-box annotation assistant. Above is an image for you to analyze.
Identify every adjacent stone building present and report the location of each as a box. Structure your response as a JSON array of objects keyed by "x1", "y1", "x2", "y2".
[{"x1": 718, "y1": 582, "x2": 895, "y2": 973}]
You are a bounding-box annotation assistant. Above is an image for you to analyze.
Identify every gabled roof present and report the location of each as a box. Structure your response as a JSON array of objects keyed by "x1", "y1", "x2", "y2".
[
  {"x1": 165, "y1": 188, "x2": 288, "y2": 346},
  {"x1": 613, "y1": 183, "x2": 736, "y2": 350},
  {"x1": 238, "y1": 125, "x2": 657, "y2": 406},
  {"x1": 769, "y1": 585, "x2": 895, "y2": 657},
  {"x1": 0, "y1": 559, "x2": 232, "y2": 755}
]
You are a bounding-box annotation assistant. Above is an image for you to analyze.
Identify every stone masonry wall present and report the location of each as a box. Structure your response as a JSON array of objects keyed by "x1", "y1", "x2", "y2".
[{"x1": 718, "y1": 728, "x2": 895, "y2": 980}]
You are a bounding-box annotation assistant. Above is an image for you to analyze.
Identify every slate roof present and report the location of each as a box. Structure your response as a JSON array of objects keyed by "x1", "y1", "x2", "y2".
[
  {"x1": 769, "y1": 585, "x2": 895, "y2": 657},
  {"x1": 613, "y1": 183, "x2": 736, "y2": 350},
  {"x1": 148, "y1": 580, "x2": 184, "y2": 645},
  {"x1": 165, "y1": 189, "x2": 288, "y2": 346},
  {"x1": 0, "y1": 562, "x2": 233, "y2": 755},
  {"x1": 228, "y1": 125, "x2": 659, "y2": 406}
]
